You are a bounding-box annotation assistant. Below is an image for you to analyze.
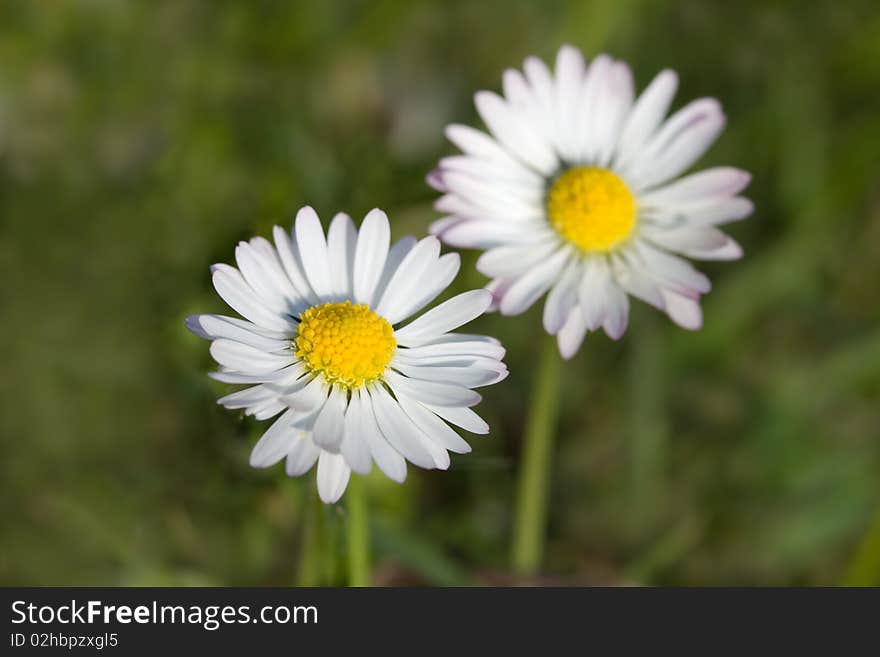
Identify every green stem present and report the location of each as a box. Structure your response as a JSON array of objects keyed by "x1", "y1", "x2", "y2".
[
  {"x1": 512, "y1": 333, "x2": 563, "y2": 579},
  {"x1": 347, "y1": 476, "x2": 370, "y2": 587},
  {"x1": 297, "y1": 487, "x2": 323, "y2": 586}
]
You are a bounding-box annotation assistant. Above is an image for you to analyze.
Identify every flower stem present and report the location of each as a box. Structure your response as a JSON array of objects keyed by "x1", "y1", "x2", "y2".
[
  {"x1": 346, "y1": 476, "x2": 370, "y2": 587},
  {"x1": 297, "y1": 487, "x2": 323, "y2": 586},
  {"x1": 512, "y1": 333, "x2": 562, "y2": 579}
]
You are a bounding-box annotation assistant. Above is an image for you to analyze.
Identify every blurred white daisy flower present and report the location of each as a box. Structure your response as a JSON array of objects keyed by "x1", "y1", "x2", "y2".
[
  {"x1": 188, "y1": 206, "x2": 507, "y2": 503},
  {"x1": 429, "y1": 45, "x2": 753, "y2": 358}
]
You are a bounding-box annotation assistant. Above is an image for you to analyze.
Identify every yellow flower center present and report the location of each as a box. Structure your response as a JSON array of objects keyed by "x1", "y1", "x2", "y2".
[
  {"x1": 546, "y1": 166, "x2": 637, "y2": 253},
  {"x1": 294, "y1": 301, "x2": 396, "y2": 389}
]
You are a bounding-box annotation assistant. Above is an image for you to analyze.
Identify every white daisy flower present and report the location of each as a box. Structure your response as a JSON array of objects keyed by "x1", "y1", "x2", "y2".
[
  {"x1": 187, "y1": 206, "x2": 507, "y2": 503},
  {"x1": 429, "y1": 45, "x2": 754, "y2": 358}
]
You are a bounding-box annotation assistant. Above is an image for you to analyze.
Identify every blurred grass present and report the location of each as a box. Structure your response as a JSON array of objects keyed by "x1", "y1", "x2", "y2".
[{"x1": 1, "y1": 0, "x2": 878, "y2": 585}]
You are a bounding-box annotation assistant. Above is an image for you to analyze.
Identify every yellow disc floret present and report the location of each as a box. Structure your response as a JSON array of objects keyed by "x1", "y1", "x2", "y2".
[
  {"x1": 294, "y1": 301, "x2": 396, "y2": 389},
  {"x1": 547, "y1": 166, "x2": 637, "y2": 253}
]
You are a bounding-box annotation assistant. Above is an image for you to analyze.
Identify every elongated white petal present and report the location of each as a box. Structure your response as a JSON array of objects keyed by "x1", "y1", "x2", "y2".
[
  {"x1": 285, "y1": 435, "x2": 320, "y2": 476},
  {"x1": 316, "y1": 451, "x2": 350, "y2": 504},
  {"x1": 396, "y1": 393, "x2": 472, "y2": 454},
  {"x1": 422, "y1": 403, "x2": 489, "y2": 435},
  {"x1": 615, "y1": 69, "x2": 678, "y2": 167},
  {"x1": 392, "y1": 361, "x2": 506, "y2": 388},
  {"x1": 662, "y1": 289, "x2": 703, "y2": 330},
  {"x1": 273, "y1": 225, "x2": 318, "y2": 305},
  {"x1": 327, "y1": 212, "x2": 357, "y2": 299},
  {"x1": 386, "y1": 253, "x2": 460, "y2": 325},
  {"x1": 367, "y1": 385, "x2": 436, "y2": 469},
  {"x1": 475, "y1": 90, "x2": 558, "y2": 175},
  {"x1": 295, "y1": 206, "x2": 334, "y2": 298},
  {"x1": 398, "y1": 335, "x2": 505, "y2": 361},
  {"x1": 340, "y1": 392, "x2": 373, "y2": 475},
  {"x1": 384, "y1": 370, "x2": 481, "y2": 408},
  {"x1": 374, "y1": 236, "x2": 440, "y2": 320},
  {"x1": 283, "y1": 374, "x2": 327, "y2": 412},
  {"x1": 354, "y1": 389, "x2": 406, "y2": 482},
  {"x1": 557, "y1": 306, "x2": 588, "y2": 359},
  {"x1": 187, "y1": 315, "x2": 289, "y2": 351},
  {"x1": 640, "y1": 167, "x2": 751, "y2": 205},
  {"x1": 543, "y1": 259, "x2": 581, "y2": 334},
  {"x1": 210, "y1": 339, "x2": 294, "y2": 375},
  {"x1": 250, "y1": 409, "x2": 297, "y2": 468},
  {"x1": 499, "y1": 246, "x2": 570, "y2": 316},
  {"x1": 353, "y1": 208, "x2": 391, "y2": 305},
  {"x1": 578, "y1": 257, "x2": 613, "y2": 331},
  {"x1": 395, "y1": 290, "x2": 491, "y2": 346},
  {"x1": 371, "y1": 236, "x2": 417, "y2": 307},
  {"x1": 554, "y1": 44, "x2": 587, "y2": 163},
  {"x1": 602, "y1": 283, "x2": 630, "y2": 340},
  {"x1": 212, "y1": 266, "x2": 295, "y2": 332},
  {"x1": 311, "y1": 385, "x2": 347, "y2": 453}
]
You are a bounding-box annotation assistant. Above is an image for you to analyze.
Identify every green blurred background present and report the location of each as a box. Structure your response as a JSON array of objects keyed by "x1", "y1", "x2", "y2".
[{"x1": 2, "y1": 0, "x2": 879, "y2": 586}]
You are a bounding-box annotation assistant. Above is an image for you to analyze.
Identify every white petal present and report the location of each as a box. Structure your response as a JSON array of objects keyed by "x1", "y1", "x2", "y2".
[
  {"x1": 685, "y1": 236, "x2": 743, "y2": 261},
  {"x1": 602, "y1": 283, "x2": 630, "y2": 340},
  {"x1": 273, "y1": 224, "x2": 318, "y2": 305},
  {"x1": 385, "y1": 253, "x2": 460, "y2": 325},
  {"x1": 186, "y1": 314, "x2": 289, "y2": 351},
  {"x1": 353, "y1": 388, "x2": 406, "y2": 482},
  {"x1": 652, "y1": 197, "x2": 754, "y2": 227},
  {"x1": 209, "y1": 339, "x2": 294, "y2": 375},
  {"x1": 543, "y1": 259, "x2": 581, "y2": 334},
  {"x1": 632, "y1": 241, "x2": 711, "y2": 296},
  {"x1": 212, "y1": 265, "x2": 296, "y2": 332},
  {"x1": 499, "y1": 247, "x2": 570, "y2": 316},
  {"x1": 486, "y1": 277, "x2": 514, "y2": 312},
  {"x1": 353, "y1": 208, "x2": 391, "y2": 305},
  {"x1": 367, "y1": 385, "x2": 436, "y2": 469},
  {"x1": 578, "y1": 257, "x2": 613, "y2": 331},
  {"x1": 640, "y1": 167, "x2": 751, "y2": 206},
  {"x1": 629, "y1": 98, "x2": 725, "y2": 190},
  {"x1": 609, "y1": 253, "x2": 665, "y2": 309},
  {"x1": 217, "y1": 384, "x2": 276, "y2": 410},
  {"x1": 422, "y1": 403, "x2": 489, "y2": 435},
  {"x1": 371, "y1": 236, "x2": 417, "y2": 307},
  {"x1": 282, "y1": 374, "x2": 327, "y2": 412},
  {"x1": 340, "y1": 392, "x2": 373, "y2": 475},
  {"x1": 557, "y1": 306, "x2": 587, "y2": 359},
  {"x1": 384, "y1": 370, "x2": 481, "y2": 408},
  {"x1": 592, "y1": 60, "x2": 634, "y2": 166},
  {"x1": 438, "y1": 152, "x2": 544, "y2": 188},
  {"x1": 311, "y1": 385, "x2": 347, "y2": 453},
  {"x1": 399, "y1": 334, "x2": 505, "y2": 361},
  {"x1": 374, "y1": 236, "x2": 441, "y2": 321},
  {"x1": 234, "y1": 241, "x2": 292, "y2": 314},
  {"x1": 477, "y1": 239, "x2": 561, "y2": 279},
  {"x1": 394, "y1": 290, "x2": 492, "y2": 346},
  {"x1": 396, "y1": 393, "x2": 472, "y2": 454},
  {"x1": 474, "y1": 90, "x2": 558, "y2": 175},
  {"x1": 294, "y1": 206, "x2": 334, "y2": 299},
  {"x1": 437, "y1": 219, "x2": 551, "y2": 250},
  {"x1": 327, "y1": 212, "x2": 357, "y2": 299},
  {"x1": 577, "y1": 53, "x2": 612, "y2": 163},
  {"x1": 438, "y1": 170, "x2": 543, "y2": 219},
  {"x1": 316, "y1": 451, "x2": 351, "y2": 504},
  {"x1": 662, "y1": 289, "x2": 703, "y2": 330},
  {"x1": 251, "y1": 398, "x2": 287, "y2": 421},
  {"x1": 445, "y1": 123, "x2": 529, "y2": 172},
  {"x1": 554, "y1": 44, "x2": 587, "y2": 163},
  {"x1": 250, "y1": 409, "x2": 297, "y2": 468},
  {"x1": 285, "y1": 435, "x2": 320, "y2": 476},
  {"x1": 392, "y1": 361, "x2": 506, "y2": 388},
  {"x1": 614, "y1": 69, "x2": 678, "y2": 168}
]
